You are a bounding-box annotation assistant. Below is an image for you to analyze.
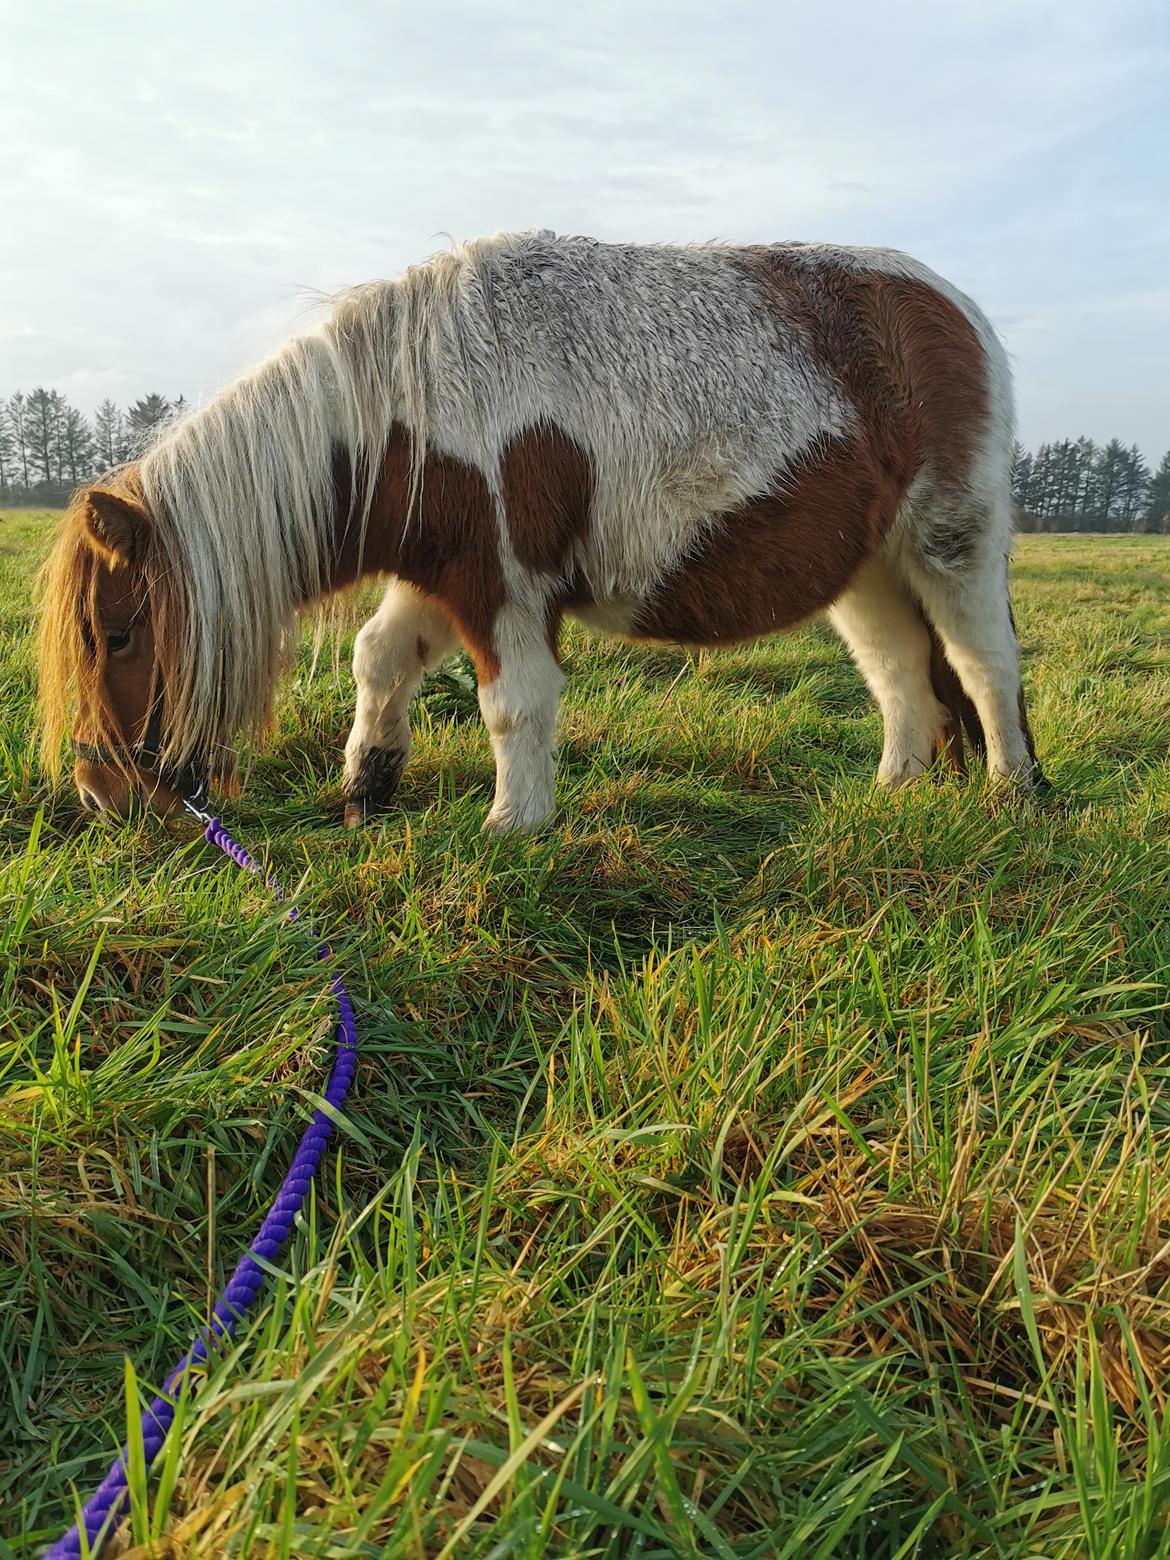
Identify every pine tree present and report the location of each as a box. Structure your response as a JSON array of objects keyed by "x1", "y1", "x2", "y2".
[
  {"x1": 1144, "y1": 450, "x2": 1170, "y2": 535},
  {"x1": 1011, "y1": 441, "x2": 1032, "y2": 507},
  {"x1": 1093, "y1": 439, "x2": 1131, "y2": 530},
  {"x1": 93, "y1": 399, "x2": 123, "y2": 470},
  {"x1": 51, "y1": 390, "x2": 67, "y2": 482},
  {"x1": 0, "y1": 401, "x2": 15, "y2": 492},
  {"x1": 1071, "y1": 436, "x2": 1097, "y2": 527},
  {"x1": 59, "y1": 403, "x2": 96, "y2": 484},
  {"x1": 1048, "y1": 439, "x2": 1080, "y2": 523},
  {"x1": 1116, "y1": 444, "x2": 1150, "y2": 531},
  {"x1": 1021, "y1": 444, "x2": 1046, "y2": 515},
  {"x1": 7, "y1": 393, "x2": 31, "y2": 488},
  {"x1": 125, "y1": 393, "x2": 172, "y2": 452},
  {"x1": 114, "y1": 411, "x2": 136, "y2": 464},
  {"x1": 1028, "y1": 444, "x2": 1050, "y2": 519},
  {"x1": 25, "y1": 387, "x2": 60, "y2": 484}
]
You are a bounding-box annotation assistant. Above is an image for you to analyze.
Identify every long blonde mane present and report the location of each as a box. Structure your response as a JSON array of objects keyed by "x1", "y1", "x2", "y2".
[{"x1": 37, "y1": 245, "x2": 479, "y2": 774}]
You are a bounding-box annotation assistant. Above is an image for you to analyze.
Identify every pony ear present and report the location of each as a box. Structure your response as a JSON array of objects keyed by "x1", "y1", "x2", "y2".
[{"x1": 81, "y1": 489, "x2": 149, "y2": 568}]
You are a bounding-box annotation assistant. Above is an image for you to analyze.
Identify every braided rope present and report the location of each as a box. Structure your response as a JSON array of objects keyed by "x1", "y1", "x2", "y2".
[{"x1": 45, "y1": 816, "x2": 358, "y2": 1559}]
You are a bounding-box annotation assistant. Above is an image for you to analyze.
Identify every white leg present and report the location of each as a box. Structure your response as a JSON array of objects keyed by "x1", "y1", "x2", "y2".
[
  {"x1": 342, "y1": 580, "x2": 457, "y2": 823},
  {"x1": 478, "y1": 603, "x2": 563, "y2": 833},
  {"x1": 829, "y1": 556, "x2": 951, "y2": 786},
  {"x1": 907, "y1": 555, "x2": 1032, "y2": 782}
]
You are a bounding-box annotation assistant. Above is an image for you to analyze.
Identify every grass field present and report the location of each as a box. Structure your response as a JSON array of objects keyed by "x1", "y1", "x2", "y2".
[{"x1": 2, "y1": 509, "x2": 1169, "y2": 1558}]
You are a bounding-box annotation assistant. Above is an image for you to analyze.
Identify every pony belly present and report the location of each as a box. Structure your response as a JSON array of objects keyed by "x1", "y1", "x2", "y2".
[
  {"x1": 627, "y1": 582, "x2": 822, "y2": 648},
  {"x1": 566, "y1": 597, "x2": 640, "y2": 636},
  {"x1": 565, "y1": 556, "x2": 854, "y2": 651},
  {"x1": 626, "y1": 440, "x2": 903, "y2": 648}
]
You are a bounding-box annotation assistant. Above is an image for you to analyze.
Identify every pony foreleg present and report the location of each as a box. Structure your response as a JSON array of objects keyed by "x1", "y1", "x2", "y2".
[
  {"x1": 477, "y1": 605, "x2": 563, "y2": 833},
  {"x1": 342, "y1": 581, "x2": 456, "y2": 826}
]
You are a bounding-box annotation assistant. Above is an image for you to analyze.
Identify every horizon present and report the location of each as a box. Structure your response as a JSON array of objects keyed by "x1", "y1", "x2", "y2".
[
  {"x1": 3, "y1": 1, "x2": 1167, "y2": 460},
  {"x1": 1, "y1": 382, "x2": 1161, "y2": 470}
]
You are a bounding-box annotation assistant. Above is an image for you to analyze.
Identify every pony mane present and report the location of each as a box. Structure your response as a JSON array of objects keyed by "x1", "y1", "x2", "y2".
[
  {"x1": 38, "y1": 510, "x2": 105, "y2": 778},
  {"x1": 40, "y1": 230, "x2": 616, "y2": 773},
  {"x1": 126, "y1": 235, "x2": 526, "y2": 771}
]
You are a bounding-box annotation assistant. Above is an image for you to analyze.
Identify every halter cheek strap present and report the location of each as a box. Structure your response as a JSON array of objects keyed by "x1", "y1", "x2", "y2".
[{"x1": 72, "y1": 661, "x2": 164, "y2": 769}]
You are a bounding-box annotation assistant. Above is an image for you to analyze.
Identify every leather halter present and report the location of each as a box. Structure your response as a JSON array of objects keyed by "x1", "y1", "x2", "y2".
[{"x1": 72, "y1": 643, "x2": 208, "y2": 803}]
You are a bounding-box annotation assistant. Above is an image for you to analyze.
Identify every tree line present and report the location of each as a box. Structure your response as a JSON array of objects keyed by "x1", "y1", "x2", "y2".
[
  {"x1": 2, "y1": 386, "x2": 1167, "y2": 533},
  {"x1": 0, "y1": 390, "x2": 184, "y2": 506},
  {"x1": 1013, "y1": 437, "x2": 1170, "y2": 533}
]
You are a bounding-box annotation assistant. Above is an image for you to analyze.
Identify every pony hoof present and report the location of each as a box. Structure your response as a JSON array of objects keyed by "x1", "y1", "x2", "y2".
[
  {"x1": 483, "y1": 801, "x2": 557, "y2": 834},
  {"x1": 342, "y1": 747, "x2": 405, "y2": 828}
]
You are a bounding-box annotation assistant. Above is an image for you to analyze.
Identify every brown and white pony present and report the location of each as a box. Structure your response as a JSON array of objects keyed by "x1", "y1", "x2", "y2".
[{"x1": 38, "y1": 230, "x2": 1043, "y2": 830}]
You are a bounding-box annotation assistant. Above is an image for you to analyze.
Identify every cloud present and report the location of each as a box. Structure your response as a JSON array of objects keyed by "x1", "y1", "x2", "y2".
[{"x1": 1, "y1": 0, "x2": 1166, "y2": 454}]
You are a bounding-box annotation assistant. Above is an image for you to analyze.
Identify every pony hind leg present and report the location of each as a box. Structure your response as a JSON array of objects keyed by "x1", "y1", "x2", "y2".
[
  {"x1": 342, "y1": 580, "x2": 458, "y2": 826},
  {"x1": 828, "y1": 555, "x2": 956, "y2": 785},
  {"x1": 904, "y1": 506, "x2": 1040, "y2": 785}
]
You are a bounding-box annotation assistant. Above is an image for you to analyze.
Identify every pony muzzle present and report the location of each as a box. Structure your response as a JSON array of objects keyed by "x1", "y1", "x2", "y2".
[{"x1": 72, "y1": 740, "x2": 209, "y2": 817}]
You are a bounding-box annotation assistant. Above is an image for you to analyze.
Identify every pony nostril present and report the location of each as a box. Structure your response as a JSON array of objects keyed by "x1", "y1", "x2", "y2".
[{"x1": 79, "y1": 787, "x2": 103, "y2": 812}]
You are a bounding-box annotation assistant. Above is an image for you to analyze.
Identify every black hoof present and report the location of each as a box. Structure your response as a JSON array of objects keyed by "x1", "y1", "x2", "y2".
[{"x1": 343, "y1": 747, "x2": 405, "y2": 827}]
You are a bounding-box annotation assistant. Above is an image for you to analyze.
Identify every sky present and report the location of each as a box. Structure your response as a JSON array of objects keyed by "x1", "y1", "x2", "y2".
[{"x1": 2, "y1": 0, "x2": 1167, "y2": 458}]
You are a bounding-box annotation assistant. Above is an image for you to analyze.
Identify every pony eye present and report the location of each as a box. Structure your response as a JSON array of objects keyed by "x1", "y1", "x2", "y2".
[{"x1": 106, "y1": 629, "x2": 132, "y2": 653}]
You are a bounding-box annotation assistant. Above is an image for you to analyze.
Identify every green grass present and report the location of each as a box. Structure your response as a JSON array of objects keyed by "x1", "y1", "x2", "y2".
[{"x1": 2, "y1": 508, "x2": 1170, "y2": 1558}]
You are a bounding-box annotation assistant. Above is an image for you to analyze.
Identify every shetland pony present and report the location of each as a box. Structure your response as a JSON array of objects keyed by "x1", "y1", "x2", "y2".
[{"x1": 38, "y1": 230, "x2": 1043, "y2": 829}]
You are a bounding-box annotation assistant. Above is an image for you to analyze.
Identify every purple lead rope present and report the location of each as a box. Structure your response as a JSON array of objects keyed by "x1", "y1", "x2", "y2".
[{"x1": 45, "y1": 809, "x2": 358, "y2": 1559}]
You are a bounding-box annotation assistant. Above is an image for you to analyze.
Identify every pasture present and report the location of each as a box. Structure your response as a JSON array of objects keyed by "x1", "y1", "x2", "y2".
[{"x1": 2, "y1": 510, "x2": 1169, "y2": 1557}]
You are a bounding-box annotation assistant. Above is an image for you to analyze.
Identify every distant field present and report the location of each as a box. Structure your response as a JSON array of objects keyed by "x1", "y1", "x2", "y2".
[{"x1": 2, "y1": 509, "x2": 1169, "y2": 1558}]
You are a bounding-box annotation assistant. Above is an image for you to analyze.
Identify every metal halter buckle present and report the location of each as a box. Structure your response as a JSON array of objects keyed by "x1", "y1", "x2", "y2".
[{"x1": 182, "y1": 778, "x2": 214, "y2": 823}]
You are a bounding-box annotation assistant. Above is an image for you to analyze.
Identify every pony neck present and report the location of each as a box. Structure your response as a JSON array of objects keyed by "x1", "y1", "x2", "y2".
[{"x1": 324, "y1": 429, "x2": 431, "y2": 595}]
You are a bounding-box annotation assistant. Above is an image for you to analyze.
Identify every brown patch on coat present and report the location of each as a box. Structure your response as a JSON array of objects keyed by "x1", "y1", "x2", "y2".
[
  {"x1": 498, "y1": 427, "x2": 593, "y2": 573},
  {"x1": 329, "y1": 429, "x2": 506, "y2": 681},
  {"x1": 631, "y1": 435, "x2": 899, "y2": 644},
  {"x1": 329, "y1": 426, "x2": 592, "y2": 683},
  {"x1": 737, "y1": 250, "x2": 989, "y2": 498},
  {"x1": 932, "y1": 725, "x2": 964, "y2": 774},
  {"x1": 630, "y1": 254, "x2": 993, "y2": 650}
]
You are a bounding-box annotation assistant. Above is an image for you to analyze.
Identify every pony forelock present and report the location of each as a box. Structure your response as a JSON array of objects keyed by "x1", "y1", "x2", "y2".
[{"x1": 37, "y1": 509, "x2": 101, "y2": 779}]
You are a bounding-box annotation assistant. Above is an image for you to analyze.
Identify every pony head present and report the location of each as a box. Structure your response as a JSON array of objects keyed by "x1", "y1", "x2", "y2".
[{"x1": 37, "y1": 469, "x2": 209, "y2": 815}]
